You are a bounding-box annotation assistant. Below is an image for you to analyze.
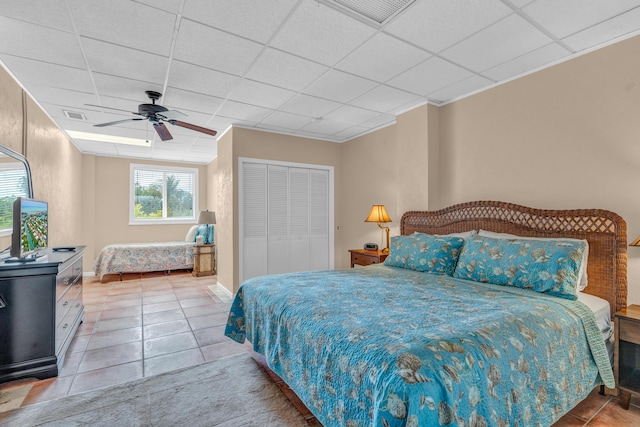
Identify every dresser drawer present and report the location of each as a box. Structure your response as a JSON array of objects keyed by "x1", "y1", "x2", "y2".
[
  {"x1": 619, "y1": 318, "x2": 640, "y2": 345},
  {"x1": 56, "y1": 281, "x2": 82, "y2": 326},
  {"x1": 55, "y1": 292, "x2": 83, "y2": 354},
  {"x1": 56, "y1": 258, "x2": 82, "y2": 299}
]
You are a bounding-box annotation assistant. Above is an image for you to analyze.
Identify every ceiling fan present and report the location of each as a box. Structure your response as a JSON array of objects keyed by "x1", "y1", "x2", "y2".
[{"x1": 89, "y1": 91, "x2": 217, "y2": 141}]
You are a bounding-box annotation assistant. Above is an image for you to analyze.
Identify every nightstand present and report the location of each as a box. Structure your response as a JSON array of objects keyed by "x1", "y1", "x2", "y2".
[
  {"x1": 349, "y1": 249, "x2": 388, "y2": 268},
  {"x1": 193, "y1": 244, "x2": 215, "y2": 277},
  {"x1": 615, "y1": 304, "x2": 640, "y2": 410}
]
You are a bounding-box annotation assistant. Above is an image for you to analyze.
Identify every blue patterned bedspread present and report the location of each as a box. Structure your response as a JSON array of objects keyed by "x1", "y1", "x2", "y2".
[{"x1": 225, "y1": 265, "x2": 614, "y2": 427}]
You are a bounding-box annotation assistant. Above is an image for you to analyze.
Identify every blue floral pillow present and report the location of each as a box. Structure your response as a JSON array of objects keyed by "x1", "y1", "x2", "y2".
[
  {"x1": 384, "y1": 234, "x2": 465, "y2": 275},
  {"x1": 453, "y1": 235, "x2": 587, "y2": 300}
]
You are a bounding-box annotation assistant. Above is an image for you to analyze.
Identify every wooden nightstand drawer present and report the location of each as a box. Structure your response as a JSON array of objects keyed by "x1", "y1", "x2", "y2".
[
  {"x1": 352, "y1": 253, "x2": 374, "y2": 266},
  {"x1": 349, "y1": 249, "x2": 388, "y2": 268},
  {"x1": 620, "y1": 319, "x2": 640, "y2": 345}
]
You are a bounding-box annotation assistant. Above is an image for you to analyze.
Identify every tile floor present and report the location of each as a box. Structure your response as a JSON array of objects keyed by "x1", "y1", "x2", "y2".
[
  {"x1": 0, "y1": 270, "x2": 247, "y2": 409},
  {"x1": 1, "y1": 270, "x2": 639, "y2": 426}
]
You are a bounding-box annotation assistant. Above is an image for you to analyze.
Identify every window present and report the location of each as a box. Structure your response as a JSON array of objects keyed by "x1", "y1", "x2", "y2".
[
  {"x1": 0, "y1": 162, "x2": 30, "y2": 236},
  {"x1": 130, "y1": 164, "x2": 198, "y2": 225}
]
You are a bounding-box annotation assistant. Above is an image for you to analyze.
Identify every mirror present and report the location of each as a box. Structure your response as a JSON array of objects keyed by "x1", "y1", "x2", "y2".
[{"x1": 0, "y1": 144, "x2": 33, "y2": 235}]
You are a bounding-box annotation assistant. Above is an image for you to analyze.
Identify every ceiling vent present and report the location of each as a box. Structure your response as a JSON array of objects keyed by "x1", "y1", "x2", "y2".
[
  {"x1": 63, "y1": 110, "x2": 87, "y2": 121},
  {"x1": 329, "y1": 0, "x2": 416, "y2": 24}
]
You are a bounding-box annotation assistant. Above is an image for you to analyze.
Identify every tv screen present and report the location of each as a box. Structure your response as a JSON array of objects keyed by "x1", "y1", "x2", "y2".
[{"x1": 10, "y1": 197, "x2": 48, "y2": 259}]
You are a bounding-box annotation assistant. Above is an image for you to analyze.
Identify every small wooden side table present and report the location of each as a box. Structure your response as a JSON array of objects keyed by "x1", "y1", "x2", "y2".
[
  {"x1": 193, "y1": 244, "x2": 215, "y2": 277},
  {"x1": 615, "y1": 304, "x2": 640, "y2": 409},
  {"x1": 349, "y1": 249, "x2": 388, "y2": 268}
]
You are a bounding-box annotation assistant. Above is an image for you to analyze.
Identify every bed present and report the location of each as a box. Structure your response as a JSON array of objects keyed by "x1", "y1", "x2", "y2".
[
  {"x1": 225, "y1": 201, "x2": 627, "y2": 426},
  {"x1": 93, "y1": 224, "x2": 214, "y2": 281},
  {"x1": 93, "y1": 241, "x2": 195, "y2": 281}
]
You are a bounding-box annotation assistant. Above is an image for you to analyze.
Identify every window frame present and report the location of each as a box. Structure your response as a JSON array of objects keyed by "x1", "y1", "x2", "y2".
[{"x1": 129, "y1": 163, "x2": 199, "y2": 226}]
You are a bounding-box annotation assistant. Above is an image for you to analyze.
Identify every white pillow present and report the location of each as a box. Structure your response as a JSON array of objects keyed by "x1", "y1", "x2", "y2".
[
  {"x1": 478, "y1": 229, "x2": 589, "y2": 291},
  {"x1": 185, "y1": 225, "x2": 199, "y2": 242}
]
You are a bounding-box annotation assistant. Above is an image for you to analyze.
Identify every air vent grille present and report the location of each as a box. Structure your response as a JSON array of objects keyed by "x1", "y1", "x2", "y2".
[
  {"x1": 63, "y1": 110, "x2": 87, "y2": 121},
  {"x1": 331, "y1": 0, "x2": 416, "y2": 23}
]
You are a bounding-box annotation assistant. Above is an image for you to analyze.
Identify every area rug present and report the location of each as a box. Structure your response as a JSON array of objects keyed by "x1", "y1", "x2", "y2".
[{"x1": 0, "y1": 353, "x2": 308, "y2": 427}]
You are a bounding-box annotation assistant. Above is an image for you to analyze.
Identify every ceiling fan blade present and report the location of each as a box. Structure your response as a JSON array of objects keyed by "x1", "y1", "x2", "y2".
[
  {"x1": 154, "y1": 122, "x2": 173, "y2": 141},
  {"x1": 94, "y1": 118, "x2": 144, "y2": 127},
  {"x1": 169, "y1": 120, "x2": 217, "y2": 137},
  {"x1": 159, "y1": 109, "x2": 187, "y2": 120},
  {"x1": 85, "y1": 103, "x2": 136, "y2": 114}
]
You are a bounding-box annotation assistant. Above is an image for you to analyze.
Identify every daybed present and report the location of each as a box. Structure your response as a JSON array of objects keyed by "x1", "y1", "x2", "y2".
[
  {"x1": 93, "y1": 224, "x2": 212, "y2": 281},
  {"x1": 225, "y1": 201, "x2": 627, "y2": 427}
]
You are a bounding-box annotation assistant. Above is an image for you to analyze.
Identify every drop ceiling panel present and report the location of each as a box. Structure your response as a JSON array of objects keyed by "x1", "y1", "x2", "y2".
[
  {"x1": 428, "y1": 75, "x2": 494, "y2": 102},
  {"x1": 261, "y1": 111, "x2": 311, "y2": 130},
  {"x1": 173, "y1": 19, "x2": 263, "y2": 76},
  {"x1": 67, "y1": 0, "x2": 177, "y2": 56},
  {"x1": 387, "y1": 57, "x2": 473, "y2": 96},
  {"x1": 25, "y1": 86, "x2": 97, "y2": 111},
  {"x1": 440, "y1": 14, "x2": 552, "y2": 72},
  {"x1": 162, "y1": 88, "x2": 224, "y2": 116},
  {"x1": 0, "y1": 0, "x2": 72, "y2": 31},
  {"x1": 81, "y1": 38, "x2": 169, "y2": 84},
  {"x1": 350, "y1": 85, "x2": 422, "y2": 113},
  {"x1": 562, "y1": 9, "x2": 640, "y2": 52},
  {"x1": 0, "y1": 17, "x2": 85, "y2": 68},
  {"x1": 92, "y1": 74, "x2": 164, "y2": 104},
  {"x1": 2, "y1": 2, "x2": 640, "y2": 161},
  {"x1": 270, "y1": 1, "x2": 376, "y2": 66},
  {"x1": 168, "y1": 61, "x2": 241, "y2": 99},
  {"x1": 523, "y1": 0, "x2": 640, "y2": 39},
  {"x1": 1, "y1": 56, "x2": 94, "y2": 92},
  {"x1": 303, "y1": 70, "x2": 378, "y2": 103},
  {"x1": 301, "y1": 118, "x2": 350, "y2": 135},
  {"x1": 228, "y1": 79, "x2": 296, "y2": 110},
  {"x1": 336, "y1": 33, "x2": 431, "y2": 82},
  {"x1": 216, "y1": 101, "x2": 273, "y2": 123},
  {"x1": 181, "y1": 0, "x2": 299, "y2": 44},
  {"x1": 384, "y1": 0, "x2": 512, "y2": 53},
  {"x1": 244, "y1": 48, "x2": 329, "y2": 92},
  {"x1": 324, "y1": 105, "x2": 381, "y2": 125},
  {"x1": 281, "y1": 94, "x2": 342, "y2": 118},
  {"x1": 483, "y1": 43, "x2": 570, "y2": 81}
]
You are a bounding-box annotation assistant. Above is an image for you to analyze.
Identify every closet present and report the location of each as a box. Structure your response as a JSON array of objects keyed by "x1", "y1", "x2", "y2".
[{"x1": 240, "y1": 158, "x2": 333, "y2": 282}]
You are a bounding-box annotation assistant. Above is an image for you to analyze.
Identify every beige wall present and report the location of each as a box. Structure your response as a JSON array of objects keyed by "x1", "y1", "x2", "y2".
[
  {"x1": 339, "y1": 34, "x2": 640, "y2": 305},
  {"x1": 436, "y1": 34, "x2": 640, "y2": 305},
  {"x1": 88, "y1": 155, "x2": 209, "y2": 266},
  {"x1": 214, "y1": 128, "x2": 234, "y2": 293},
  {"x1": 0, "y1": 65, "x2": 84, "y2": 258}
]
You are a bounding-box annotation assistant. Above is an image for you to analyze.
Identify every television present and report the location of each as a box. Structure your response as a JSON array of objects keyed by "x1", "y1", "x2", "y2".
[{"x1": 10, "y1": 197, "x2": 48, "y2": 261}]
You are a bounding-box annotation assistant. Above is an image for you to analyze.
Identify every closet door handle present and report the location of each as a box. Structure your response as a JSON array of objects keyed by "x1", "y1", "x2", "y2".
[{"x1": 0, "y1": 295, "x2": 6, "y2": 309}]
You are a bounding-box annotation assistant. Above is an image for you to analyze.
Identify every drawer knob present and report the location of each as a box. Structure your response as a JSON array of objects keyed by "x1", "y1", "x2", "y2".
[{"x1": 63, "y1": 301, "x2": 68, "y2": 307}]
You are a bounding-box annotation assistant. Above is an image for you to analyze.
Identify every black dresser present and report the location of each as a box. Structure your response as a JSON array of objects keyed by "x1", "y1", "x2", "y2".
[{"x1": 0, "y1": 246, "x2": 85, "y2": 383}]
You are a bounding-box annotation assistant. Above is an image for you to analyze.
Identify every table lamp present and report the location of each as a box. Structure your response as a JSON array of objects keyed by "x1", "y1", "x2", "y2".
[{"x1": 365, "y1": 205, "x2": 392, "y2": 253}]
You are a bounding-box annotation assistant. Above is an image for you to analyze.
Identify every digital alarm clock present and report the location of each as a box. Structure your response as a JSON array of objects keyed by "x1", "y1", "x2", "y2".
[{"x1": 364, "y1": 243, "x2": 378, "y2": 250}]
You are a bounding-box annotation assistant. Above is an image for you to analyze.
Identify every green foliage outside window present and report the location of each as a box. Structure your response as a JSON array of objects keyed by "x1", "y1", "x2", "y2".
[{"x1": 133, "y1": 170, "x2": 194, "y2": 220}]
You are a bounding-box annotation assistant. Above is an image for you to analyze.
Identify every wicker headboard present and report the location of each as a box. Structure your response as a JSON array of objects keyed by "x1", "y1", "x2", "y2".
[{"x1": 401, "y1": 201, "x2": 627, "y2": 318}]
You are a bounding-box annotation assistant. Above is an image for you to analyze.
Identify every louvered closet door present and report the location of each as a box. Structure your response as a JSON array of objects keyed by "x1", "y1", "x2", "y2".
[
  {"x1": 242, "y1": 163, "x2": 268, "y2": 281},
  {"x1": 241, "y1": 161, "x2": 330, "y2": 282},
  {"x1": 289, "y1": 168, "x2": 310, "y2": 272},
  {"x1": 309, "y1": 169, "x2": 329, "y2": 270},
  {"x1": 267, "y1": 165, "x2": 289, "y2": 275}
]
